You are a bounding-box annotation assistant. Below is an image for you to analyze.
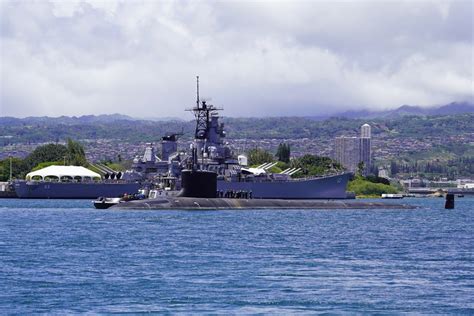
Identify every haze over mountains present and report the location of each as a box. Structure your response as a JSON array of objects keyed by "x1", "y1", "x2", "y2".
[
  {"x1": 324, "y1": 101, "x2": 474, "y2": 120},
  {"x1": 1, "y1": 101, "x2": 473, "y2": 124}
]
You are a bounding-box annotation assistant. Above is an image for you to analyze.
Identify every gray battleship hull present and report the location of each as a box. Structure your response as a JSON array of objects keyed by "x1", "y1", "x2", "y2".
[
  {"x1": 217, "y1": 173, "x2": 351, "y2": 199},
  {"x1": 14, "y1": 181, "x2": 141, "y2": 199}
]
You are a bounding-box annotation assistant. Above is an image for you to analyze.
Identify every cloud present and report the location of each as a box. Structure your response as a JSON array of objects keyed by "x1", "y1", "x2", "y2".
[{"x1": 1, "y1": 0, "x2": 472, "y2": 118}]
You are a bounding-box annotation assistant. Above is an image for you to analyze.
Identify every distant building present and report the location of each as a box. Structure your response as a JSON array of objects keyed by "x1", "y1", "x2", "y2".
[
  {"x1": 335, "y1": 137, "x2": 360, "y2": 173},
  {"x1": 378, "y1": 167, "x2": 389, "y2": 179},
  {"x1": 360, "y1": 124, "x2": 371, "y2": 175},
  {"x1": 361, "y1": 123, "x2": 371, "y2": 138},
  {"x1": 334, "y1": 124, "x2": 372, "y2": 175}
]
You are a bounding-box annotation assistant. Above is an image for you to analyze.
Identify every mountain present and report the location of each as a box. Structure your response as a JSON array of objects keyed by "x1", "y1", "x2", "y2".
[
  {"x1": 428, "y1": 102, "x2": 474, "y2": 115},
  {"x1": 2, "y1": 112, "x2": 472, "y2": 144},
  {"x1": 2, "y1": 102, "x2": 473, "y2": 124},
  {"x1": 0, "y1": 114, "x2": 136, "y2": 126},
  {"x1": 135, "y1": 116, "x2": 186, "y2": 122},
  {"x1": 332, "y1": 102, "x2": 474, "y2": 119}
]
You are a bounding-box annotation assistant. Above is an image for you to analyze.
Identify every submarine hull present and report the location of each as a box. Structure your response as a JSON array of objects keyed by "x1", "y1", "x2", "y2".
[{"x1": 111, "y1": 197, "x2": 415, "y2": 210}]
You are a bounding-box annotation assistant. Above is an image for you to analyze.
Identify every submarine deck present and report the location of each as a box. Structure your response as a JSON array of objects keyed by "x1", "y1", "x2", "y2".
[{"x1": 111, "y1": 197, "x2": 415, "y2": 210}]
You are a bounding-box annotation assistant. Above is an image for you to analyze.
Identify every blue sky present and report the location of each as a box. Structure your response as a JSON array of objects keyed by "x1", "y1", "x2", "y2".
[{"x1": 0, "y1": 0, "x2": 472, "y2": 118}]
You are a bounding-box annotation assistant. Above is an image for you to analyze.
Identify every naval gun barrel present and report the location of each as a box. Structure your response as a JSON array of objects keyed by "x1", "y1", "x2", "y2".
[
  {"x1": 288, "y1": 168, "x2": 302, "y2": 176},
  {"x1": 258, "y1": 162, "x2": 273, "y2": 169},
  {"x1": 263, "y1": 162, "x2": 278, "y2": 170},
  {"x1": 282, "y1": 168, "x2": 297, "y2": 174}
]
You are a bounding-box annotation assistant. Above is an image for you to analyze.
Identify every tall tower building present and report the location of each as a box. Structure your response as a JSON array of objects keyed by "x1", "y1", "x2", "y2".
[
  {"x1": 359, "y1": 124, "x2": 371, "y2": 176},
  {"x1": 333, "y1": 123, "x2": 372, "y2": 176},
  {"x1": 361, "y1": 123, "x2": 371, "y2": 138},
  {"x1": 334, "y1": 137, "x2": 360, "y2": 173}
]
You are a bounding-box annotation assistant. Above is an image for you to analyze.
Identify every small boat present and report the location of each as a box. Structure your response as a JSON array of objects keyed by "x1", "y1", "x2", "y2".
[
  {"x1": 381, "y1": 193, "x2": 404, "y2": 199},
  {"x1": 93, "y1": 197, "x2": 122, "y2": 209},
  {"x1": 93, "y1": 190, "x2": 147, "y2": 209}
]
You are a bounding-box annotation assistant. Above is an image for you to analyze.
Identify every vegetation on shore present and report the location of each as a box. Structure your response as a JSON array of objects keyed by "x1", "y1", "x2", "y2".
[
  {"x1": 248, "y1": 145, "x2": 344, "y2": 178},
  {"x1": 348, "y1": 176, "x2": 399, "y2": 198},
  {"x1": 289, "y1": 155, "x2": 344, "y2": 178},
  {"x1": 387, "y1": 144, "x2": 474, "y2": 180},
  {"x1": 0, "y1": 139, "x2": 88, "y2": 181},
  {"x1": 247, "y1": 146, "x2": 400, "y2": 197}
]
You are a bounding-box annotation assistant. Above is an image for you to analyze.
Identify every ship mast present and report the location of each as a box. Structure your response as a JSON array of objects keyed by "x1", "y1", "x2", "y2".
[
  {"x1": 196, "y1": 75, "x2": 199, "y2": 109},
  {"x1": 186, "y1": 76, "x2": 222, "y2": 140}
]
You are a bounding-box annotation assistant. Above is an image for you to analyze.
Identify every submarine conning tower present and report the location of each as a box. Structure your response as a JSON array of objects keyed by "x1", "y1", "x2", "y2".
[{"x1": 179, "y1": 170, "x2": 217, "y2": 198}]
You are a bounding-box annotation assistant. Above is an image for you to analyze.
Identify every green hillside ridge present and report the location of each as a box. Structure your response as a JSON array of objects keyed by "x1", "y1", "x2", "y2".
[
  {"x1": 1, "y1": 114, "x2": 473, "y2": 179},
  {"x1": 1, "y1": 114, "x2": 472, "y2": 144}
]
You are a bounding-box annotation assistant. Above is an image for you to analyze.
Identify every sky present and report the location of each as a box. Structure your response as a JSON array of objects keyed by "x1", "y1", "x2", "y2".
[{"x1": 0, "y1": 0, "x2": 473, "y2": 118}]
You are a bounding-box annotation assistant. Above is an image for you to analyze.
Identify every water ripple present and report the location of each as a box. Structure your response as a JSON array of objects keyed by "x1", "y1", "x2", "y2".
[{"x1": 0, "y1": 198, "x2": 473, "y2": 313}]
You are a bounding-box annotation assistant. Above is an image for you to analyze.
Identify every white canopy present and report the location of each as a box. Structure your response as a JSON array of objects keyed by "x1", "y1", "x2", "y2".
[{"x1": 26, "y1": 165, "x2": 101, "y2": 181}]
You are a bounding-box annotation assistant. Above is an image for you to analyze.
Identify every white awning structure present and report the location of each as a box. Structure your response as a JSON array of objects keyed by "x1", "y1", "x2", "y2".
[{"x1": 26, "y1": 165, "x2": 101, "y2": 181}]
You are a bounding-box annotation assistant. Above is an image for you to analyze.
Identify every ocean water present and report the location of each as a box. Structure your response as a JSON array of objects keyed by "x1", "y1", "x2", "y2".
[{"x1": 0, "y1": 198, "x2": 473, "y2": 314}]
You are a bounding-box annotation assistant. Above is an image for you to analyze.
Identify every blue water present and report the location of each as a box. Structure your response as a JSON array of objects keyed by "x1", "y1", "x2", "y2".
[{"x1": 0, "y1": 198, "x2": 473, "y2": 314}]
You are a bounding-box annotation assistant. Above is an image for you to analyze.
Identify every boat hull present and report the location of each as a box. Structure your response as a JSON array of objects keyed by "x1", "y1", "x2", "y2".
[
  {"x1": 14, "y1": 181, "x2": 141, "y2": 199},
  {"x1": 217, "y1": 173, "x2": 351, "y2": 199},
  {"x1": 93, "y1": 197, "x2": 122, "y2": 209}
]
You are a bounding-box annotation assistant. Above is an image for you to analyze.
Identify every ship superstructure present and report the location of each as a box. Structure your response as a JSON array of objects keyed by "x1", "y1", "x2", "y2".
[
  {"x1": 185, "y1": 77, "x2": 238, "y2": 174},
  {"x1": 175, "y1": 76, "x2": 351, "y2": 199}
]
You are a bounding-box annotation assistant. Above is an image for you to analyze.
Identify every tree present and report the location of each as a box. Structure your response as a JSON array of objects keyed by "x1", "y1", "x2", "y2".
[
  {"x1": 0, "y1": 139, "x2": 89, "y2": 180},
  {"x1": 66, "y1": 138, "x2": 87, "y2": 166},
  {"x1": 348, "y1": 177, "x2": 398, "y2": 197},
  {"x1": 23, "y1": 143, "x2": 68, "y2": 171},
  {"x1": 0, "y1": 157, "x2": 26, "y2": 181},
  {"x1": 276, "y1": 143, "x2": 291, "y2": 163},
  {"x1": 290, "y1": 154, "x2": 343, "y2": 178},
  {"x1": 365, "y1": 175, "x2": 390, "y2": 185},
  {"x1": 248, "y1": 148, "x2": 274, "y2": 166},
  {"x1": 357, "y1": 161, "x2": 365, "y2": 176}
]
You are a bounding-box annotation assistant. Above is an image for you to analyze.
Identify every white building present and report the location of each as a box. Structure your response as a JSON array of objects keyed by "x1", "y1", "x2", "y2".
[{"x1": 361, "y1": 123, "x2": 371, "y2": 138}]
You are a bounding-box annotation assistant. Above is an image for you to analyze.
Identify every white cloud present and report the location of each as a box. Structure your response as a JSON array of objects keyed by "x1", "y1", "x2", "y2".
[{"x1": 0, "y1": 0, "x2": 472, "y2": 118}]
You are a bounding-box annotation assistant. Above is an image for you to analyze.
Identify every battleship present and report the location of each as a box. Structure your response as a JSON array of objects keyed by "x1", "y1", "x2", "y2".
[{"x1": 15, "y1": 77, "x2": 351, "y2": 199}]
